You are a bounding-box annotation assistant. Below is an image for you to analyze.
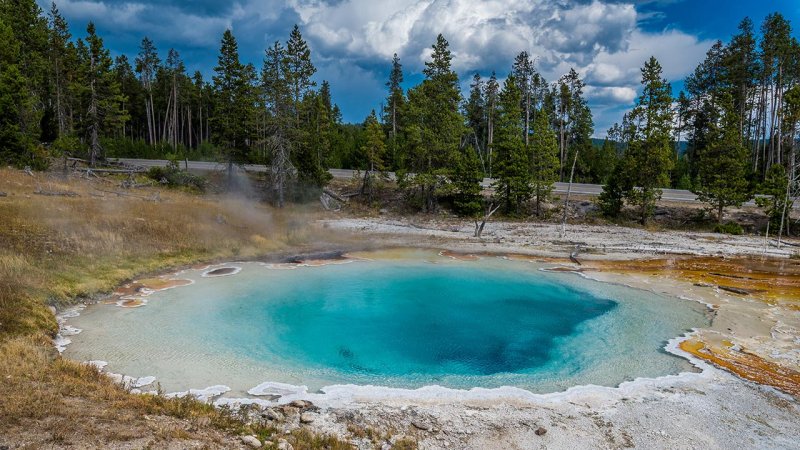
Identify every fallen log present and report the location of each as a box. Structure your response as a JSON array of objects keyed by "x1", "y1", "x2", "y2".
[
  {"x1": 33, "y1": 189, "x2": 79, "y2": 197},
  {"x1": 93, "y1": 189, "x2": 160, "y2": 201},
  {"x1": 717, "y1": 285, "x2": 753, "y2": 295},
  {"x1": 319, "y1": 192, "x2": 342, "y2": 211},
  {"x1": 570, "y1": 245, "x2": 582, "y2": 266},
  {"x1": 76, "y1": 168, "x2": 146, "y2": 174},
  {"x1": 322, "y1": 188, "x2": 348, "y2": 203}
]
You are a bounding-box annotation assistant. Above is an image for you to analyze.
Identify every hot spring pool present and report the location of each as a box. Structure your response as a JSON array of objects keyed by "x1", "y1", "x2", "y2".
[{"x1": 62, "y1": 250, "x2": 710, "y2": 398}]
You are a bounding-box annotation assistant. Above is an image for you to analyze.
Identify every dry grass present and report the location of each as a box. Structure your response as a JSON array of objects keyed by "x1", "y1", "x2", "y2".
[{"x1": 0, "y1": 168, "x2": 359, "y2": 449}]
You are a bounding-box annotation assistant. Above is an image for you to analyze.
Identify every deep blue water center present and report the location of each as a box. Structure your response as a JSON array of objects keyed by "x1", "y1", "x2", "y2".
[{"x1": 223, "y1": 264, "x2": 617, "y2": 377}]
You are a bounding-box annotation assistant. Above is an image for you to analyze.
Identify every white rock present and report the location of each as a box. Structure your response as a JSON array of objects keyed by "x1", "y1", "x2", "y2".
[{"x1": 241, "y1": 435, "x2": 261, "y2": 448}]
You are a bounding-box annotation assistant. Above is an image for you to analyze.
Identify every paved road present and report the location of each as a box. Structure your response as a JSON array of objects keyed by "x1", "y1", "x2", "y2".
[{"x1": 111, "y1": 158, "x2": 756, "y2": 205}]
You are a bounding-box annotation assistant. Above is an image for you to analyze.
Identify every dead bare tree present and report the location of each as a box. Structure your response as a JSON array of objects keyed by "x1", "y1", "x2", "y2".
[
  {"x1": 474, "y1": 202, "x2": 501, "y2": 238},
  {"x1": 560, "y1": 149, "x2": 579, "y2": 238},
  {"x1": 269, "y1": 133, "x2": 295, "y2": 208}
]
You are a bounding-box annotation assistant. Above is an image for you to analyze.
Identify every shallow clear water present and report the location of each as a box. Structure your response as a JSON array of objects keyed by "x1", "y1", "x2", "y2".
[{"x1": 65, "y1": 252, "x2": 709, "y2": 396}]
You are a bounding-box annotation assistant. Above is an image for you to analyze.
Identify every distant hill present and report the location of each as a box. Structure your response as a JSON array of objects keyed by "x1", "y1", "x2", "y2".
[{"x1": 591, "y1": 138, "x2": 689, "y2": 156}]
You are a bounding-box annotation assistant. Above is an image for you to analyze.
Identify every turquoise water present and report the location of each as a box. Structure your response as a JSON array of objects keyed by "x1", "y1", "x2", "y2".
[{"x1": 65, "y1": 253, "x2": 709, "y2": 395}]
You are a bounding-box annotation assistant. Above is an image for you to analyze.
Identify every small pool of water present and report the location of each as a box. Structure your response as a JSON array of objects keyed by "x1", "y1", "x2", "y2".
[{"x1": 63, "y1": 250, "x2": 709, "y2": 396}]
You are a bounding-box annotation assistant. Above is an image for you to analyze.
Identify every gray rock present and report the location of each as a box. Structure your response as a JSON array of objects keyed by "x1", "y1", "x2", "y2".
[
  {"x1": 300, "y1": 412, "x2": 316, "y2": 424},
  {"x1": 535, "y1": 426, "x2": 547, "y2": 436},
  {"x1": 241, "y1": 435, "x2": 261, "y2": 448},
  {"x1": 411, "y1": 420, "x2": 432, "y2": 431},
  {"x1": 262, "y1": 408, "x2": 285, "y2": 422},
  {"x1": 289, "y1": 399, "x2": 311, "y2": 409},
  {"x1": 277, "y1": 438, "x2": 294, "y2": 450}
]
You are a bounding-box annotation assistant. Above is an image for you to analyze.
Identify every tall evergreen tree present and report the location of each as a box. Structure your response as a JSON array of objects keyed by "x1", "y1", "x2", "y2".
[
  {"x1": 135, "y1": 37, "x2": 160, "y2": 145},
  {"x1": 623, "y1": 57, "x2": 674, "y2": 224},
  {"x1": 464, "y1": 73, "x2": 488, "y2": 172},
  {"x1": 262, "y1": 41, "x2": 294, "y2": 206},
  {"x1": 0, "y1": 0, "x2": 49, "y2": 143},
  {"x1": 512, "y1": 51, "x2": 534, "y2": 145},
  {"x1": 484, "y1": 72, "x2": 499, "y2": 177},
  {"x1": 285, "y1": 24, "x2": 316, "y2": 126},
  {"x1": 384, "y1": 53, "x2": 405, "y2": 168},
  {"x1": 0, "y1": 19, "x2": 34, "y2": 166},
  {"x1": 78, "y1": 22, "x2": 126, "y2": 165},
  {"x1": 404, "y1": 34, "x2": 464, "y2": 212},
  {"x1": 529, "y1": 109, "x2": 559, "y2": 217},
  {"x1": 212, "y1": 29, "x2": 256, "y2": 175},
  {"x1": 693, "y1": 96, "x2": 753, "y2": 223},
  {"x1": 48, "y1": 2, "x2": 72, "y2": 137},
  {"x1": 493, "y1": 75, "x2": 531, "y2": 214},
  {"x1": 285, "y1": 25, "x2": 327, "y2": 186},
  {"x1": 361, "y1": 110, "x2": 385, "y2": 172}
]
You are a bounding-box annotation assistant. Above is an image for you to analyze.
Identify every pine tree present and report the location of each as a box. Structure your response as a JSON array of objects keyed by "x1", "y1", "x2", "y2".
[
  {"x1": 452, "y1": 143, "x2": 484, "y2": 217},
  {"x1": 359, "y1": 110, "x2": 386, "y2": 202},
  {"x1": 484, "y1": 72, "x2": 500, "y2": 177},
  {"x1": 493, "y1": 75, "x2": 531, "y2": 214},
  {"x1": 0, "y1": 0, "x2": 49, "y2": 144},
  {"x1": 623, "y1": 57, "x2": 674, "y2": 224},
  {"x1": 285, "y1": 24, "x2": 316, "y2": 126},
  {"x1": 48, "y1": 2, "x2": 72, "y2": 137},
  {"x1": 529, "y1": 110, "x2": 559, "y2": 217},
  {"x1": 361, "y1": 110, "x2": 386, "y2": 172},
  {"x1": 404, "y1": 34, "x2": 464, "y2": 212},
  {"x1": 113, "y1": 55, "x2": 141, "y2": 141},
  {"x1": 725, "y1": 18, "x2": 758, "y2": 138},
  {"x1": 756, "y1": 164, "x2": 792, "y2": 233},
  {"x1": 598, "y1": 161, "x2": 628, "y2": 218},
  {"x1": 384, "y1": 53, "x2": 404, "y2": 168},
  {"x1": 512, "y1": 51, "x2": 534, "y2": 145},
  {"x1": 135, "y1": 37, "x2": 160, "y2": 145},
  {"x1": 464, "y1": 73, "x2": 486, "y2": 163},
  {"x1": 78, "y1": 22, "x2": 125, "y2": 165},
  {"x1": 164, "y1": 48, "x2": 185, "y2": 151},
  {"x1": 693, "y1": 96, "x2": 752, "y2": 223},
  {"x1": 0, "y1": 19, "x2": 33, "y2": 166},
  {"x1": 262, "y1": 40, "x2": 294, "y2": 206},
  {"x1": 285, "y1": 25, "x2": 327, "y2": 187},
  {"x1": 212, "y1": 29, "x2": 256, "y2": 176}
]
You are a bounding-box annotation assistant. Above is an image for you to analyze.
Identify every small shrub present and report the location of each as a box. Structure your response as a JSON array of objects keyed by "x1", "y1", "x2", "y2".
[
  {"x1": 714, "y1": 221, "x2": 743, "y2": 235},
  {"x1": 147, "y1": 158, "x2": 207, "y2": 191}
]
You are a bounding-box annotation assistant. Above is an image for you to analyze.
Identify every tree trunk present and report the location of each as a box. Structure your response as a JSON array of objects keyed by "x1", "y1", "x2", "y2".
[
  {"x1": 474, "y1": 202, "x2": 501, "y2": 238},
  {"x1": 560, "y1": 149, "x2": 579, "y2": 237}
]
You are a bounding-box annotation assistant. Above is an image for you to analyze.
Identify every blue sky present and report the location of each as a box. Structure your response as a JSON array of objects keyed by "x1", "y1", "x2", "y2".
[{"x1": 41, "y1": 0, "x2": 800, "y2": 135}]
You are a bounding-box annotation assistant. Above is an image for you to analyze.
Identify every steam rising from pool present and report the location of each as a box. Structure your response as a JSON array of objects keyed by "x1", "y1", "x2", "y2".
[{"x1": 63, "y1": 250, "x2": 709, "y2": 399}]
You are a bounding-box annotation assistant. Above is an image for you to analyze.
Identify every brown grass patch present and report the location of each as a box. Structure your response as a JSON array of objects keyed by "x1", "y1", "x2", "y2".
[{"x1": 0, "y1": 168, "x2": 359, "y2": 449}]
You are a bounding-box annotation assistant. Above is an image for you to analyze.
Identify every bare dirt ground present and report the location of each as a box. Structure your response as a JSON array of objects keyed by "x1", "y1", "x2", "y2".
[{"x1": 320, "y1": 214, "x2": 797, "y2": 259}]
